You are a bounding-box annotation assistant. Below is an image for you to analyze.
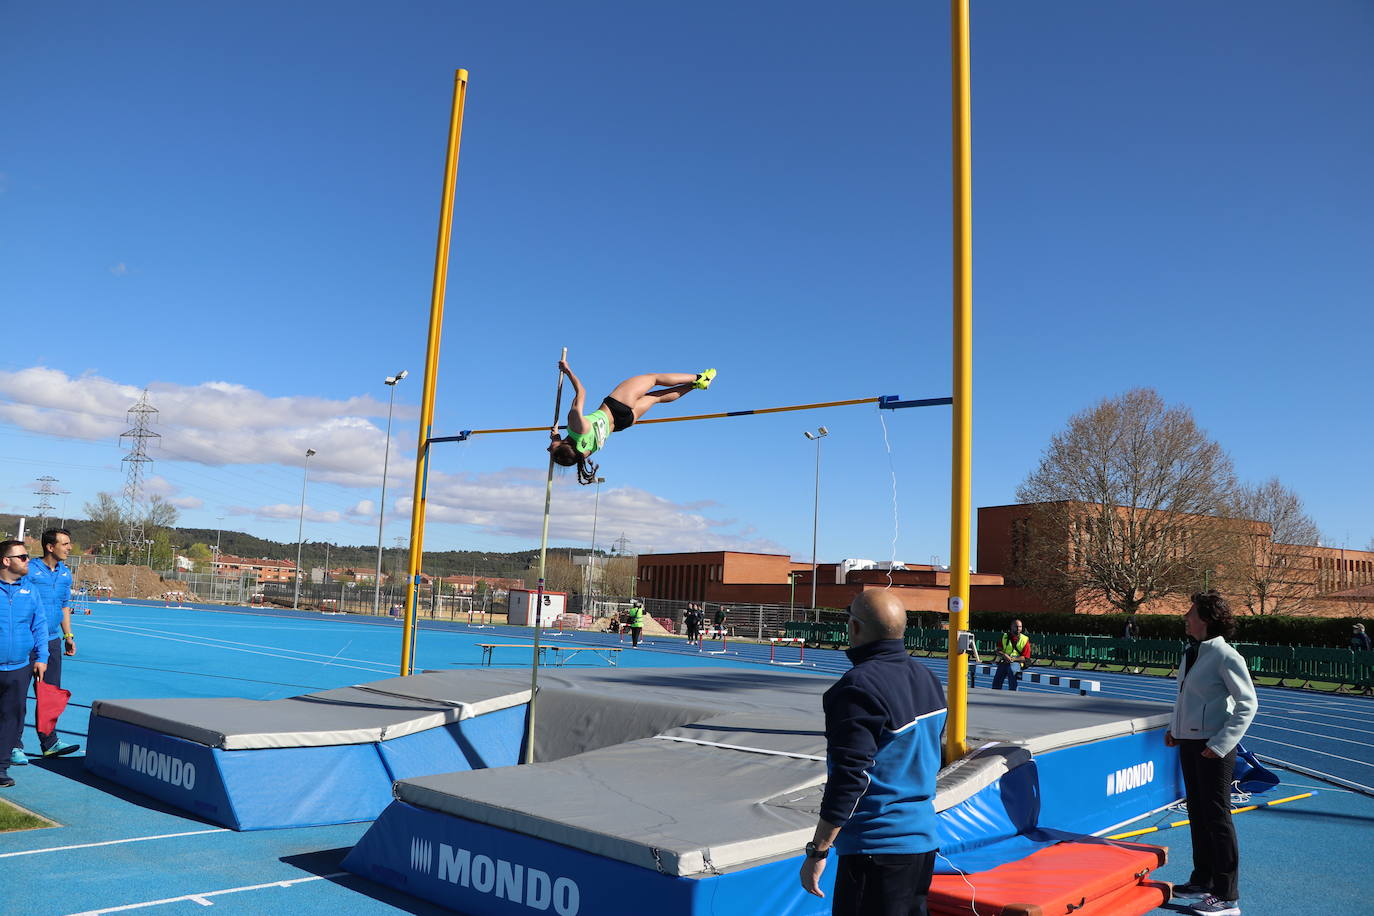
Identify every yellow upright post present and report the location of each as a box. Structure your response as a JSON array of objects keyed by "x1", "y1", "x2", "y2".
[
  {"x1": 401, "y1": 68, "x2": 470, "y2": 677},
  {"x1": 946, "y1": 0, "x2": 973, "y2": 761},
  {"x1": 523, "y1": 347, "x2": 568, "y2": 764}
]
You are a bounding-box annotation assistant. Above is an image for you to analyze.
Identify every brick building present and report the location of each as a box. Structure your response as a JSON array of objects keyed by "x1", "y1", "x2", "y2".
[
  {"x1": 636, "y1": 551, "x2": 1003, "y2": 613},
  {"x1": 212, "y1": 554, "x2": 296, "y2": 584},
  {"x1": 438, "y1": 574, "x2": 525, "y2": 596},
  {"x1": 976, "y1": 502, "x2": 1374, "y2": 617}
]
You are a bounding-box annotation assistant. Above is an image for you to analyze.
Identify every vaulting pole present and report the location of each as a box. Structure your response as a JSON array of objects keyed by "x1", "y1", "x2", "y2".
[
  {"x1": 946, "y1": 0, "x2": 974, "y2": 761},
  {"x1": 523, "y1": 347, "x2": 567, "y2": 764},
  {"x1": 401, "y1": 68, "x2": 469, "y2": 677}
]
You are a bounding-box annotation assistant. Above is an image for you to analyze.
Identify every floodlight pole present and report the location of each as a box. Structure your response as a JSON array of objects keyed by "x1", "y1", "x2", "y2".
[
  {"x1": 292, "y1": 448, "x2": 316, "y2": 610},
  {"x1": 804, "y1": 427, "x2": 829, "y2": 616},
  {"x1": 374, "y1": 370, "x2": 407, "y2": 615}
]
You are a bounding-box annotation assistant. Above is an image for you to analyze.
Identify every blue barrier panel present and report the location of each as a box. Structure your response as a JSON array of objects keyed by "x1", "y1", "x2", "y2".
[
  {"x1": 344, "y1": 801, "x2": 834, "y2": 916},
  {"x1": 1034, "y1": 729, "x2": 1183, "y2": 835},
  {"x1": 85, "y1": 716, "x2": 237, "y2": 827}
]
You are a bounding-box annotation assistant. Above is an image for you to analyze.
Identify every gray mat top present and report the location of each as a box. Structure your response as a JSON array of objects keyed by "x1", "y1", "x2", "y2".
[{"x1": 93, "y1": 663, "x2": 1171, "y2": 875}]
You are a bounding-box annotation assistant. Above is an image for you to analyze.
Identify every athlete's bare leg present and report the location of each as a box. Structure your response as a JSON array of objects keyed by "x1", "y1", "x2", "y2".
[{"x1": 606, "y1": 373, "x2": 701, "y2": 420}]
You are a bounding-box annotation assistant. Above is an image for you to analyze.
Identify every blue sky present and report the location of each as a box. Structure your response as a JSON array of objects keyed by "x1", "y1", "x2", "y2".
[{"x1": 2, "y1": 1, "x2": 1371, "y2": 565}]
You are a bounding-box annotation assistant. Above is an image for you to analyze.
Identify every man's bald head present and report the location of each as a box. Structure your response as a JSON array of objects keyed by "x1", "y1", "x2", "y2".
[{"x1": 848, "y1": 590, "x2": 909, "y2": 645}]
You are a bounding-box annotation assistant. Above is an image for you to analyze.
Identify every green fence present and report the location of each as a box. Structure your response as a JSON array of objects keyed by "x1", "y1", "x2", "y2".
[{"x1": 782, "y1": 622, "x2": 1374, "y2": 691}]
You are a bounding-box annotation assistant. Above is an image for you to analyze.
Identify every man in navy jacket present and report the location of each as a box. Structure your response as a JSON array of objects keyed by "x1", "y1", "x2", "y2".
[
  {"x1": 800, "y1": 590, "x2": 947, "y2": 915},
  {"x1": 0, "y1": 540, "x2": 49, "y2": 788}
]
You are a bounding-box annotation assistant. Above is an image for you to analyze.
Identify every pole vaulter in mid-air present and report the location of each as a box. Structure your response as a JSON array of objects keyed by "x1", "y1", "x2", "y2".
[{"x1": 546, "y1": 359, "x2": 716, "y2": 484}]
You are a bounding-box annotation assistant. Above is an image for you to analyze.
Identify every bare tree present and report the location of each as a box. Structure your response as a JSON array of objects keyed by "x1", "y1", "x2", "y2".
[
  {"x1": 1015, "y1": 388, "x2": 1238, "y2": 616},
  {"x1": 143, "y1": 494, "x2": 179, "y2": 532},
  {"x1": 83, "y1": 492, "x2": 125, "y2": 549},
  {"x1": 1227, "y1": 478, "x2": 1321, "y2": 616},
  {"x1": 600, "y1": 555, "x2": 639, "y2": 598}
]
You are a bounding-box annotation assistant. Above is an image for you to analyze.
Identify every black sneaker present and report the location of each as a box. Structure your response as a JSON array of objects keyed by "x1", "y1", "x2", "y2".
[
  {"x1": 1191, "y1": 896, "x2": 1240, "y2": 915},
  {"x1": 0, "y1": 774, "x2": 15, "y2": 788},
  {"x1": 1174, "y1": 883, "x2": 1211, "y2": 898}
]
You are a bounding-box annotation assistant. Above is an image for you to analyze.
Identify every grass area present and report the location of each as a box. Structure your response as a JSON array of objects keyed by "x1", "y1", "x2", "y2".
[{"x1": 0, "y1": 798, "x2": 52, "y2": 833}]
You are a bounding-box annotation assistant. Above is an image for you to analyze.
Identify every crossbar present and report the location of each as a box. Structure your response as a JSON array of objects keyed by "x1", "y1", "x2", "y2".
[{"x1": 430, "y1": 393, "x2": 951, "y2": 443}]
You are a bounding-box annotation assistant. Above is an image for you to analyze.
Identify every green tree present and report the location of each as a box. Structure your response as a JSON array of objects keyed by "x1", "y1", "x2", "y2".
[{"x1": 184, "y1": 542, "x2": 214, "y2": 571}]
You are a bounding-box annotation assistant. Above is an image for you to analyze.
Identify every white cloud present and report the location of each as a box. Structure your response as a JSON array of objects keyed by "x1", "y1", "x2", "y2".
[
  {"x1": 396, "y1": 468, "x2": 787, "y2": 555},
  {"x1": 110, "y1": 262, "x2": 129, "y2": 276},
  {"x1": 229, "y1": 503, "x2": 351, "y2": 525},
  {"x1": 0, "y1": 367, "x2": 782, "y2": 555},
  {"x1": 0, "y1": 367, "x2": 415, "y2": 485}
]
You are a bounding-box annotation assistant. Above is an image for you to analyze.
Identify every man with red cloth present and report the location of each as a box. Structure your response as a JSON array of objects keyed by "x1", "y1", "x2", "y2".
[{"x1": 0, "y1": 540, "x2": 48, "y2": 788}]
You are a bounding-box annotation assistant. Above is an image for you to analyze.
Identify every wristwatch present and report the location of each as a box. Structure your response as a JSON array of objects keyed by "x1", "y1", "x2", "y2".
[{"x1": 804, "y1": 842, "x2": 830, "y2": 860}]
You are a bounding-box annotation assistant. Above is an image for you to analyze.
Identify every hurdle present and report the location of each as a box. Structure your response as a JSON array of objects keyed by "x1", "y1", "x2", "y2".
[
  {"x1": 467, "y1": 607, "x2": 492, "y2": 629},
  {"x1": 768, "y1": 636, "x2": 806, "y2": 665},
  {"x1": 971, "y1": 664, "x2": 1100, "y2": 696},
  {"x1": 699, "y1": 629, "x2": 730, "y2": 655}
]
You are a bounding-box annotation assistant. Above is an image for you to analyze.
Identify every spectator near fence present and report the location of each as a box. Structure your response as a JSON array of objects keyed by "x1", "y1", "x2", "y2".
[{"x1": 1351, "y1": 623, "x2": 1371, "y2": 652}]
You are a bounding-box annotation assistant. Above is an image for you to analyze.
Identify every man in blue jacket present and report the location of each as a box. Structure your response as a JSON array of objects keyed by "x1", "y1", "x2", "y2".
[
  {"x1": 800, "y1": 590, "x2": 947, "y2": 915},
  {"x1": 19, "y1": 528, "x2": 80, "y2": 761},
  {"x1": 0, "y1": 540, "x2": 49, "y2": 788}
]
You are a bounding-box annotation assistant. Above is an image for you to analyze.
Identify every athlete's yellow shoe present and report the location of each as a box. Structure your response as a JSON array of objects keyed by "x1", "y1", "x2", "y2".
[{"x1": 693, "y1": 368, "x2": 716, "y2": 390}]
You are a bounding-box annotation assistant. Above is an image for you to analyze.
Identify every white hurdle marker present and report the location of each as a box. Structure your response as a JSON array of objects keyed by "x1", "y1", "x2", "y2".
[
  {"x1": 768, "y1": 637, "x2": 806, "y2": 666},
  {"x1": 971, "y1": 664, "x2": 1100, "y2": 696},
  {"x1": 700, "y1": 629, "x2": 730, "y2": 655}
]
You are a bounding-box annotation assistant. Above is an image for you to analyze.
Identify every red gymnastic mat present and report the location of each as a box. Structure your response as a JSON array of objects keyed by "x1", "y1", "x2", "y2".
[
  {"x1": 35, "y1": 679, "x2": 71, "y2": 735},
  {"x1": 928, "y1": 840, "x2": 1170, "y2": 916}
]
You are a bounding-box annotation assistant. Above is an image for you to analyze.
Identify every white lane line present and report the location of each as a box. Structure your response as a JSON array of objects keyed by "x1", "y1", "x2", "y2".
[
  {"x1": 1246, "y1": 720, "x2": 1374, "y2": 750},
  {"x1": 64, "y1": 873, "x2": 347, "y2": 915},
  {"x1": 1245, "y1": 735, "x2": 1374, "y2": 770},
  {"x1": 76, "y1": 623, "x2": 394, "y2": 676},
  {"x1": 0, "y1": 829, "x2": 229, "y2": 858},
  {"x1": 83, "y1": 619, "x2": 394, "y2": 667},
  {"x1": 1257, "y1": 711, "x2": 1374, "y2": 735}
]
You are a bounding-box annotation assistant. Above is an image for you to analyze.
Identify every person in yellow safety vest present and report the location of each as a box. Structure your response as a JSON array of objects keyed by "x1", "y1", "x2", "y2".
[
  {"x1": 992, "y1": 620, "x2": 1032, "y2": 691},
  {"x1": 626, "y1": 600, "x2": 646, "y2": 648}
]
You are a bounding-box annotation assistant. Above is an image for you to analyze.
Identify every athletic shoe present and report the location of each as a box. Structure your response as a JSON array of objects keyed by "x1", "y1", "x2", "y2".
[
  {"x1": 1173, "y1": 882, "x2": 1211, "y2": 898},
  {"x1": 9, "y1": 748, "x2": 28, "y2": 766},
  {"x1": 693, "y1": 368, "x2": 716, "y2": 390},
  {"x1": 42, "y1": 741, "x2": 80, "y2": 758},
  {"x1": 1191, "y1": 895, "x2": 1240, "y2": 915},
  {"x1": 0, "y1": 774, "x2": 14, "y2": 788}
]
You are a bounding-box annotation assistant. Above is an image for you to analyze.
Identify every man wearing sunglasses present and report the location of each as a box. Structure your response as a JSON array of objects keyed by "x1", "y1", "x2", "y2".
[
  {"x1": 0, "y1": 540, "x2": 49, "y2": 788},
  {"x1": 18, "y1": 528, "x2": 81, "y2": 762}
]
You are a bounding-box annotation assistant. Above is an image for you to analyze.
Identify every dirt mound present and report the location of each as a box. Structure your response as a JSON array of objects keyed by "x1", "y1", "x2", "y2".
[{"x1": 75, "y1": 565, "x2": 200, "y2": 602}]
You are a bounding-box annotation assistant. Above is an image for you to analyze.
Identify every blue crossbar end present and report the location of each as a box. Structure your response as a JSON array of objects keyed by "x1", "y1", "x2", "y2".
[{"x1": 879, "y1": 395, "x2": 954, "y2": 410}]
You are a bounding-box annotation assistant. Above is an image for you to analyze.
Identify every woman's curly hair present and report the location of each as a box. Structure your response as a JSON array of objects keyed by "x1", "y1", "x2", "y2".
[{"x1": 1190, "y1": 590, "x2": 1237, "y2": 640}]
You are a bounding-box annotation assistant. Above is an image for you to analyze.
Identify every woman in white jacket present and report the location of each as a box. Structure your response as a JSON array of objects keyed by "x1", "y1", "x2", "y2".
[{"x1": 1164, "y1": 591, "x2": 1258, "y2": 916}]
